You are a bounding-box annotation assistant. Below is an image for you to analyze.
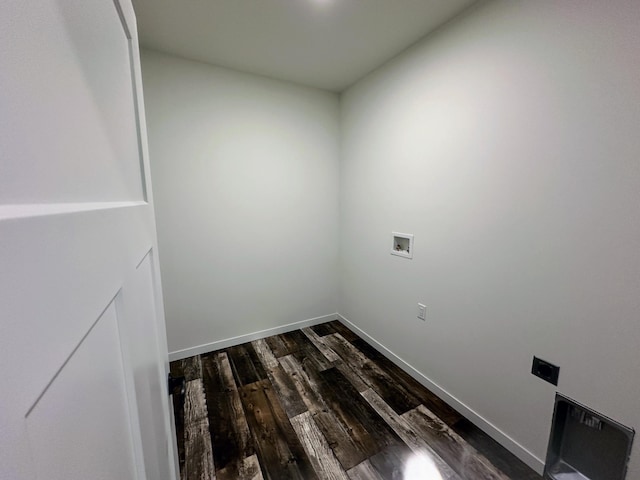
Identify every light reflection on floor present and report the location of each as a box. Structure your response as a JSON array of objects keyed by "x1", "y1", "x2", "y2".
[{"x1": 403, "y1": 452, "x2": 444, "y2": 480}]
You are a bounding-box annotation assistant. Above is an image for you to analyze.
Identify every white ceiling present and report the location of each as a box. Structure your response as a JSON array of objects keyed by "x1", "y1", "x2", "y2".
[{"x1": 132, "y1": 0, "x2": 477, "y2": 92}]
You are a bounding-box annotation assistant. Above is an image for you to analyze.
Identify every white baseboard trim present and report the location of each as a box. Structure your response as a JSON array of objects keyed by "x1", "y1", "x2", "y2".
[
  {"x1": 337, "y1": 313, "x2": 545, "y2": 475},
  {"x1": 168, "y1": 313, "x2": 339, "y2": 362}
]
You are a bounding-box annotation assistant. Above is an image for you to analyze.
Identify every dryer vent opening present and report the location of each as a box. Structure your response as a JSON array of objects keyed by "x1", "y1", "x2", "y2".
[{"x1": 544, "y1": 394, "x2": 634, "y2": 480}]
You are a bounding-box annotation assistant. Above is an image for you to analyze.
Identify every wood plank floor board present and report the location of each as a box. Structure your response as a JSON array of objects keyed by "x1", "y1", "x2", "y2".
[
  {"x1": 264, "y1": 334, "x2": 290, "y2": 358},
  {"x1": 182, "y1": 355, "x2": 203, "y2": 381},
  {"x1": 240, "y1": 380, "x2": 319, "y2": 480},
  {"x1": 317, "y1": 367, "x2": 407, "y2": 458},
  {"x1": 170, "y1": 358, "x2": 185, "y2": 378},
  {"x1": 367, "y1": 444, "x2": 413, "y2": 480},
  {"x1": 301, "y1": 327, "x2": 342, "y2": 362},
  {"x1": 264, "y1": 364, "x2": 308, "y2": 418},
  {"x1": 171, "y1": 321, "x2": 542, "y2": 480},
  {"x1": 452, "y1": 418, "x2": 542, "y2": 480},
  {"x1": 291, "y1": 338, "x2": 333, "y2": 373},
  {"x1": 328, "y1": 320, "x2": 360, "y2": 342},
  {"x1": 252, "y1": 339, "x2": 279, "y2": 369},
  {"x1": 279, "y1": 330, "x2": 311, "y2": 356},
  {"x1": 310, "y1": 322, "x2": 336, "y2": 337},
  {"x1": 184, "y1": 379, "x2": 215, "y2": 480},
  {"x1": 216, "y1": 457, "x2": 263, "y2": 480},
  {"x1": 227, "y1": 343, "x2": 268, "y2": 386},
  {"x1": 403, "y1": 405, "x2": 511, "y2": 480},
  {"x1": 279, "y1": 354, "x2": 368, "y2": 470},
  {"x1": 289, "y1": 411, "x2": 350, "y2": 480},
  {"x1": 333, "y1": 360, "x2": 369, "y2": 393},
  {"x1": 360, "y1": 388, "x2": 461, "y2": 480},
  {"x1": 252, "y1": 339, "x2": 308, "y2": 419},
  {"x1": 224, "y1": 454, "x2": 264, "y2": 480},
  {"x1": 261, "y1": 380, "x2": 321, "y2": 480},
  {"x1": 346, "y1": 459, "x2": 386, "y2": 480},
  {"x1": 324, "y1": 333, "x2": 421, "y2": 415},
  {"x1": 267, "y1": 330, "x2": 332, "y2": 366},
  {"x1": 201, "y1": 352, "x2": 255, "y2": 480},
  {"x1": 351, "y1": 337, "x2": 463, "y2": 425},
  {"x1": 171, "y1": 355, "x2": 203, "y2": 382}
]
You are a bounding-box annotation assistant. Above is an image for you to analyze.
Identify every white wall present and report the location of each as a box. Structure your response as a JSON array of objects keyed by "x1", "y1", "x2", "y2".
[
  {"x1": 141, "y1": 50, "x2": 340, "y2": 355},
  {"x1": 340, "y1": 0, "x2": 640, "y2": 475}
]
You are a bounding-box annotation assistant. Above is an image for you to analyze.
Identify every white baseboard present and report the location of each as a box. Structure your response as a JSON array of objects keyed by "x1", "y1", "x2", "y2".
[
  {"x1": 168, "y1": 313, "x2": 339, "y2": 362},
  {"x1": 337, "y1": 313, "x2": 545, "y2": 475}
]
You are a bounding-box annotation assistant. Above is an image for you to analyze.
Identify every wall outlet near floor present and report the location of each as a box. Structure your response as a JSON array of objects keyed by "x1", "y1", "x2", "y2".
[
  {"x1": 417, "y1": 303, "x2": 426, "y2": 320},
  {"x1": 531, "y1": 356, "x2": 560, "y2": 386}
]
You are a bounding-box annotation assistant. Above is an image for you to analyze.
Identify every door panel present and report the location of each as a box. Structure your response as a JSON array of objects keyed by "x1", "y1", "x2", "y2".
[
  {"x1": 0, "y1": 0, "x2": 144, "y2": 204},
  {"x1": 0, "y1": 0, "x2": 175, "y2": 478},
  {"x1": 1, "y1": 205, "x2": 153, "y2": 414},
  {"x1": 121, "y1": 251, "x2": 172, "y2": 480},
  {"x1": 26, "y1": 300, "x2": 138, "y2": 480}
]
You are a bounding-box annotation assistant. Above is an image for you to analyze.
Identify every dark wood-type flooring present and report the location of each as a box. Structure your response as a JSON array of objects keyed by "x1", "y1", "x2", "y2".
[{"x1": 170, "y1": 320, "x2": 541, "y2": 480}]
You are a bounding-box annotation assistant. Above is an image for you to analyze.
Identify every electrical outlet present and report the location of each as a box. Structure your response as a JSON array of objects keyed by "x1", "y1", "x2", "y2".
[
  {"x1": 417, "y1": 303, "x2": 426, "y2": 321},
  {"x1": 532, "y1": 356, "x2": 560, "y2": 386}
]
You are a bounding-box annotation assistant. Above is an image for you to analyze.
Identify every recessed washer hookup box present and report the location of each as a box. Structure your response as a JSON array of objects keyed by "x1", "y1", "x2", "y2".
[{"x1": 544, "y1": 394, "x2": 634, "y2": 480}]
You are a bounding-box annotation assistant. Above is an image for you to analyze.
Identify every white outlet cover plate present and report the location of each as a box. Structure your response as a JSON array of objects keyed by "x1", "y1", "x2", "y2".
[{"x1": 418, "y1": 303, "x2": 426, "y2": 320}]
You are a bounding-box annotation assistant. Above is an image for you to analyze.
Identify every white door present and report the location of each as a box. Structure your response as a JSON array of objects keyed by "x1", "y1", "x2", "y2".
[{"x1": 0, "y1": 1, "x2": 176, "y2": 479}]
